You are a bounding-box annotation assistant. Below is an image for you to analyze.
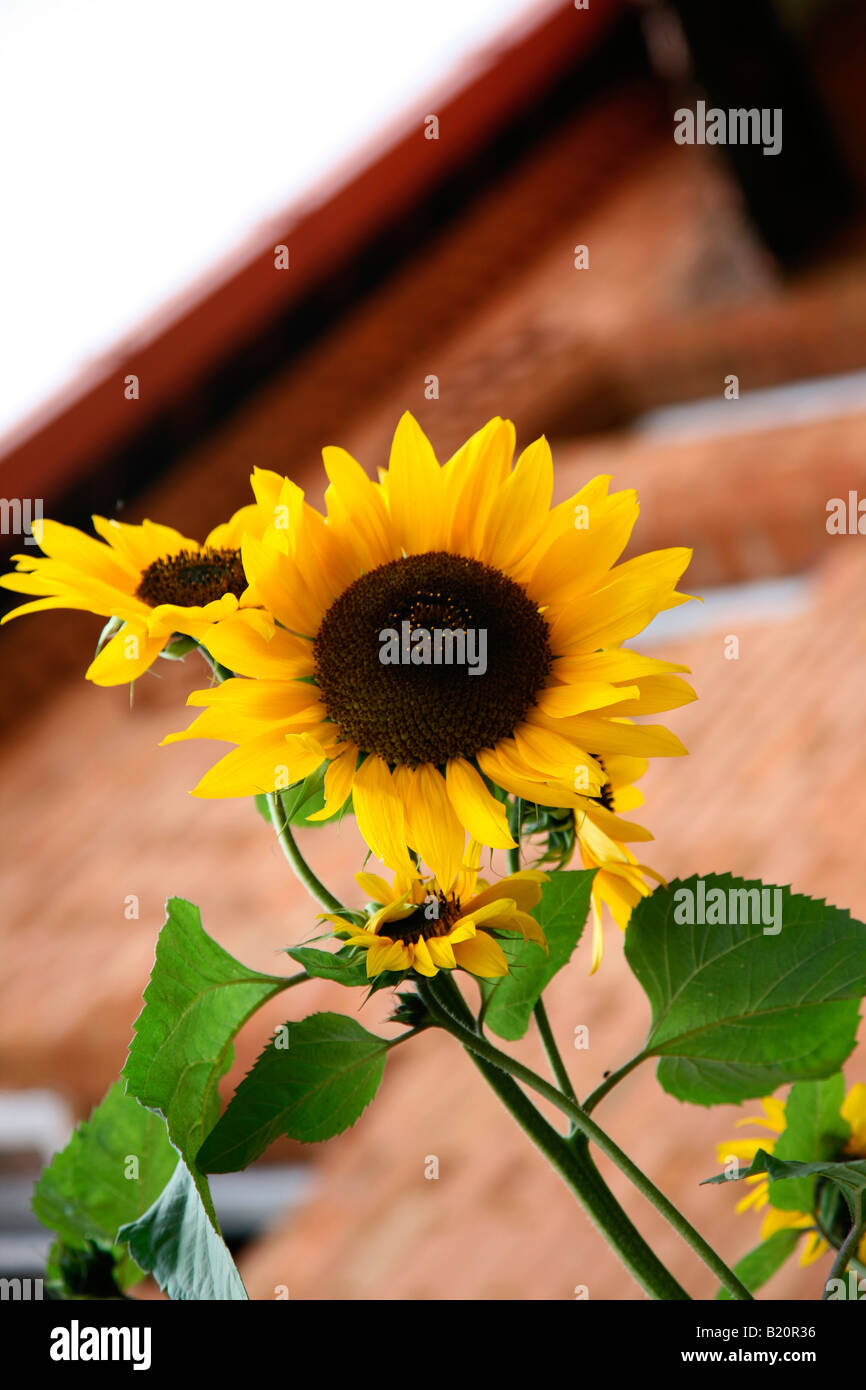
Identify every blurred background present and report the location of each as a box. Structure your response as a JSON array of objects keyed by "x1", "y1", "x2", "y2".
[{"x1": 1, "y1": 0, "x2": 866, "y2": 1300}]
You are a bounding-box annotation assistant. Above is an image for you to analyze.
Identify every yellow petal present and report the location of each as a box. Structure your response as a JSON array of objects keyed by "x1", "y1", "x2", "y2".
[
  {"x1": 842, "y1": 1083, "x2": 866, "y2": 1156},
  {"x1": 90, "y1": 515, "x2": 195, "y2": 571},
  {"x1": 190, "y1": 730, "x2": 324, "y2": 798},
  {"x1": 547, "y1": 548, "x2": 694, "y2": 654},
  {"x1": 386, "y1": 412, "x2": 445, "y2": 552},
  {"x1": 427, "y1": 936, "x2": 457, "y2": 970},
  {"x1": 306, "y1": 743, "x2": 358, "y2": 822},
  {"x1": 84, "y1": 624, "x2": 165, "y2": 685},
  {"x1": 537, "y1": 681, "x2": 640, "y2": 719},
  {"x1": 323, "y1": 446, "x2": 399, "y2": 571},
  {"x1": 445, "y1": 758, "x2": 516, "y2": 850},
  {"x1": 799, "y1": 1232, "x2": 829, "y2": 1267},
  {"x1": 410, "y1": 935, "x2": 439, "y2": 977},
  {"x1": 37, "y1": 517, "x2": 142, "y2": 586},
  {"x1": 241, "y1": 534, "x2": 328, "y2": 636},
  {"x1": 406, "y1": 763, "x2": 465, "y2": 890},
  {"x1": 366, "y1": 937, "x2": 410, "y2": 976},
  {"x1": 477, "y1": 434, "x2": 553, "y2": 573},
  {"x1": 594, "y1": 675, "x2": 697, "y2": 718},
  {"x1": 526, "y1": 482, "x2": 639, "y2": 608},
  {"x1": 355, "y1": 871, "x2": 400, "y2": 905},
  {"x1": 203, "y1": 613, "x2": 314, "y2": 680},
  {"x1": 452, "y1": 930, "x2": 509, "y2": 978},
  {"x1": 352, "y1": 755, "x2": 413, "y2": 872},
  {"x1": 463, "y1": 870, "x2": 547, "y2": 915},
  {"x1": 445, "y1": 417, "x2": 515, "y2": 555}
]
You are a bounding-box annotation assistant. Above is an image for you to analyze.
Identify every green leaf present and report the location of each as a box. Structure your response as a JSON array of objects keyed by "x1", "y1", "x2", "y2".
[
  {"x1": 32, "y1": 1082, "x2": 178, "y2": 1291},
  {"x1": 483, "y1": 870, "x2": 595, "y2": 1041},
  {"x1": 286, "y1": 945, "x2": 369, "y2": 987},
  {"x1": 704, "y1": 1148, "x2": 866, "y2": 1220},
  {"x1": 198, "y1": 1013, "x2": 389, "y2": 1170},
  {"x1": 768, "y1": 1075, "x2": 850, "y2": 1212},
  {"x1": 625, "y1": 875, "x2": 866, "y2": 1105},
  {"x1": 123, "y1": 897, "x2": 290, "y2": 1221},
  {"x1": 715, "y1": 1228, "x2": 802, "y2": 1300},
  {"x1": 118, "y1": 1158, "x2": 247, "y2": 1300},
  {"x1": 45, "y1": 1239, "x2": 132, "y2": 1300}
]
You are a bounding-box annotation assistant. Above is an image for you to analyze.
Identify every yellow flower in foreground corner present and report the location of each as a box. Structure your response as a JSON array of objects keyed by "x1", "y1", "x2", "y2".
[
  {"x1": 0, "y1": 481, "x2": 278, "y2": 685},
  {"x1": 717, "y1": 1086, "x2": 866, "y2": 1267},
  {"x1": 324, "y1": 849, "x2": 548, "y2": 979},
  {"x1": 168, "y1": 413, "x2": 696, "y2": 899}
]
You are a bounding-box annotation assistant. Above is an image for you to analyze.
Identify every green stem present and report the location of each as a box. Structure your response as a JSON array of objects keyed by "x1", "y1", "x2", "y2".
[
  {"x1": 534, "y1": 998, "x2": 578, "y2": 1120},
  {"x1": 427, "y1": 974, "x2": 689, "y2": 1299},
  {"x1": 582, "y1": 1053, "x2": 647, "y2": 1115},
  {"x1": 387, "y1": 1027, "x2": 428, "y2": 1049},
  {"x1": 822, "y1": 1211, "x2": 865, "y2": 1299},
  {"x1": 266, "y1": 792, "x2": 346, "y2": 915},
  {"x1": 283, "y1": 970, "x2": 316, "y2": 989},
  {"x1": 418, "y1": 977, "x2": 752, "y2": 1301},
  {"x1": 507, "y1": 797, "x2": 523, "y2": 874}
]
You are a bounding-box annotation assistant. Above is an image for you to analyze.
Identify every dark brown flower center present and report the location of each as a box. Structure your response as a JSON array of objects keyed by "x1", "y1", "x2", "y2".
[
  {"x1": 136, "y1": 547, "x2": 246, "y2": 608},
  {"x1": 313, "y1": 551, "x2": 552, "y2": 767},
  {"x1": 384, "y1": 892, "x2": 462, "y2": 943}
]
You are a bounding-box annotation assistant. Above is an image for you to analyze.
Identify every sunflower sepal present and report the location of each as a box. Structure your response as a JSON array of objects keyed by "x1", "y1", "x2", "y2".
[
  {"x1": 514, "y1": 802, "x2": 576, "y2": 871},
  {"x1": 285, "y1": 944, "x2": 371, "y2": 987},
  {"x1": 388, "y1": 990, "x2": 433, "y2": 1029},
  {"x1": 277, "y1": 766, "x2": 352, "y2": 829},
  {"x1": 159, "y1": 634, "x2": 200, "y2": 661},
  {"x1": 363, "y1": 968, "x2": 411, "y2": 999},
  {"x1": 95, "y1": 614, "x2": 124, "y2": 654}
]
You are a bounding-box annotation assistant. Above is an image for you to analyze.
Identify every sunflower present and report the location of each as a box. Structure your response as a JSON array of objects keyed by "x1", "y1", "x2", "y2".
[
  {"x1": 167, "y1": 413, "x2": 695, "y2": 894},
  {"x1": 0, "y1": 478, "x2": 280, "y2": 685},
  {"x1": 716, "y1": 1086, "x2": 866, "y2": 1267},
  {"x1": 322, "y1": 847, "x2": 548, "y2": 979}
]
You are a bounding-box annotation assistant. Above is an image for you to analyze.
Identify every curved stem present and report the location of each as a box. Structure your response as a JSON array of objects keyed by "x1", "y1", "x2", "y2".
[
  {"x1": 418, "y1": 977, "x2": 752, "y2": 1301},
  {"x1": 582, "y1": 1053, "x2": 648, "y2": 1116},
  {"x1": 509, "y1": 808, "x2": 582, "y2": 1117},
  {"x1": 266, "y1": 792, "x2": 346, "y2": 915},
  {"x1": 282, "y1": 970, "x2": 317, "y2": 989},
  {"x1": 427, "y1": 974, "x2": 689, "y2": 1299}
]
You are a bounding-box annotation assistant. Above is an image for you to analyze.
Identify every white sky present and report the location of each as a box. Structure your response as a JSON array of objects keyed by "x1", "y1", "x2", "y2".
[{"x1": 0, "y1": 0, "x2": 540, "y2": 437}]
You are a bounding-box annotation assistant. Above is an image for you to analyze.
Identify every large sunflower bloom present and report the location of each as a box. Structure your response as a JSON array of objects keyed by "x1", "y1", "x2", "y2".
[
  {"x1": 323, "y1": 849, "x2": 548, "y2": 979},
  {"x1": 0, "y1": 483, "x2": 277, "y2": 685},
  {"x1": 168, "y1": 413, "x2": 695, "y2": 891},
  {"x1": 716, "y1": 1086, "x2": 866, "y2": 1267}
]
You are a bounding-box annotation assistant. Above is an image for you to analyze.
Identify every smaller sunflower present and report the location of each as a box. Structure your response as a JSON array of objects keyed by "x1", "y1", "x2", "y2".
[
  {"x1": 323, "y1": 847, "x2": 548, "y2": 979},
  {"x1": 0, "y1": 471, "x2": 282, "y2": 685},
  {"x1": 716, "y1": 1086, "x2": 866, "y2": 1267}
]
